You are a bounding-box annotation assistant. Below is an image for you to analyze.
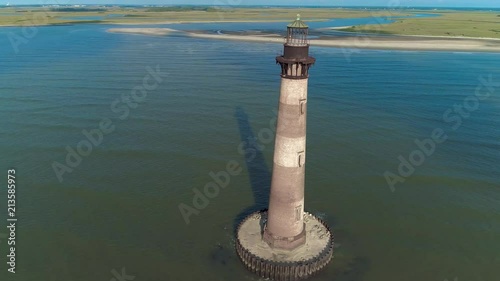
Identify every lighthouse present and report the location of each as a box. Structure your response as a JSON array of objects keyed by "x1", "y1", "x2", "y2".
[
  {"x1": 235, "y1": 15, "x2": 333, "y2": 281},
  {"x1": 262, "y1": 14, "x2": 316, "y2": 251}
]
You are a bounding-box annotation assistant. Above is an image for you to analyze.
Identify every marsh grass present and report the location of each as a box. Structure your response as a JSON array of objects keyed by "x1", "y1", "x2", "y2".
[
  {"x1": 1, "y1": 7, "x2": 498, "y2": 39},
  {"x1": 0, "y1": 7, "x2": 409, "y2": 26},
  {"x1": 341, "y1": 12, "x2": 500, "y2": 38}
]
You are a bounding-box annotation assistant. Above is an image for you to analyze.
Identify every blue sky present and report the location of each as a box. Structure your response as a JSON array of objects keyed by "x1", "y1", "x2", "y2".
[{"x1": 7, "y1": 0, "x2": 500, "y2": 8}]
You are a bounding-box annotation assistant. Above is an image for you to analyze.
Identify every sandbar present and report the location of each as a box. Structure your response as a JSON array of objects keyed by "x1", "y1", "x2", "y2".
[
  {"x1": 107, "y1": 27, "x2": 500, "y2": 53},
  {"x1": 107, "y1": 28, "x2": 177, "y2": 36}
]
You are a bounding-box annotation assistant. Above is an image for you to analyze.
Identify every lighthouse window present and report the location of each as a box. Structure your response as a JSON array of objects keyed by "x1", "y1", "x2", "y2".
[
  {"x1": 300, "y1": 99, "x2": 306, "y2": 115},
  {"x1": 298, "y1": 151, "x2": 305, "y2": 167},
  {"x1": 295, "y1": 205, "x2": 302, "y2": 221}
]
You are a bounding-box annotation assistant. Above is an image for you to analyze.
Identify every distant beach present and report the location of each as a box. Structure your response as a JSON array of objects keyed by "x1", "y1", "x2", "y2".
[
  {"x1": 107, "y1": 27, "x2": 500, "y2": 53},
  {"x1": 107, "y1": 28, "x2": 178, "y2": 36}
]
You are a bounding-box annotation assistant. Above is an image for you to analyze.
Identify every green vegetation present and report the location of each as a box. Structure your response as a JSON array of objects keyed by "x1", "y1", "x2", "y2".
[
  {"x1": 0, "y1": 6, "x2": 498, "y2": 39},
  {"x1": 49, "y1": 8, "x2": 107, "y2": 12},
  {"x1": 340, "y1": 12, "x2": 500, "y2": 39},
  {"x1": 52, "y1": 20, "x2": 104, "y2": 25},
  {"x1": 144, "y1": 6, "x2": 218, "y2": 12},
  {"x1": 0, "y1": 6, "x2": 410, "y2": 26},
  {"x1": 341, "y1": 27, "x2": 394, "y2": 35}
]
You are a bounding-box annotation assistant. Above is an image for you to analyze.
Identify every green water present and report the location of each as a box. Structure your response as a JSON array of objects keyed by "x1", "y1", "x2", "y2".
[{"x1": 0, "y1": 24, "x2": 499, "y2": 281}]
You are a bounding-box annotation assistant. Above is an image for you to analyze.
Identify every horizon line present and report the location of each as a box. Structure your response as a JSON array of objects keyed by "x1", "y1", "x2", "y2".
[{"x1": 3, "y1": 4, "x2": 500, "y2": 8}]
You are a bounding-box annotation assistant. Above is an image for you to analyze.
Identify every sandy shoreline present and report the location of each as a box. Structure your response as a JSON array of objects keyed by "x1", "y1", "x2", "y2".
[
  {"x1": 107, "y1": 28, "x2": 178, "y2": 36},
  {"x1": 107, "y1": 27, "x2": 500, "y2": 53},
  {"x1": 107, "y1": 19, "x2": 322, "y2": 25}
]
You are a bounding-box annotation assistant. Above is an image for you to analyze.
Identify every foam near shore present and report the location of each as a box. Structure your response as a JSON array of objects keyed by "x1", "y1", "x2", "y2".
[{"x1": 107, "y1": 27, "x2": 500, "y2": 53}]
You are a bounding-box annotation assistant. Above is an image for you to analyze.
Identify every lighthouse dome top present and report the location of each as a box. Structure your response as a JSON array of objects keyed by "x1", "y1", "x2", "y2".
[
  {"x1": 287, "y1": 14, "x2": 308, "y2": 28},
  {"x1": 284, "y1": 14, "x2": 310, "y2": 46}
]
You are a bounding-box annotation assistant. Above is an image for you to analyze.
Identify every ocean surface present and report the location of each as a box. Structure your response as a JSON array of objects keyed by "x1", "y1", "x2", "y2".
[{"x1": 0, "y1": 21, "x2": 499, "y2": 281}]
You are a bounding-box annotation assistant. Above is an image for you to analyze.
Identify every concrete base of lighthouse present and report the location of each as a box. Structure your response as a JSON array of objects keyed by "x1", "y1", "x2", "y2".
[{"x1": 235, "y1": 210, "x2": 333, "y2": 281}]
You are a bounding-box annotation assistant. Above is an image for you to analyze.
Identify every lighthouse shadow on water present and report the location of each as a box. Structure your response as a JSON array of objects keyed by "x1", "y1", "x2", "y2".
[
  {"x1": 232, "y1": 106, "x2": 272, "y2": 235},
  {"x1": 207, "y1": 106, "x2": 272, "y2": 276}
]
